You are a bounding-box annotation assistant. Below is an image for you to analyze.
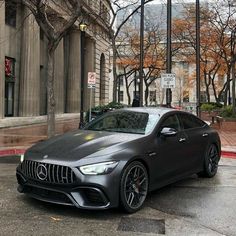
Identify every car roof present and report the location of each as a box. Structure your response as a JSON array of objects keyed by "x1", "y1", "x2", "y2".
[
  {"x1": 115, "y1": 107, "x2": 205, "y2": 124},
  {"x1": 119, "y1": 107, "x2": 176, "y2": 116}
]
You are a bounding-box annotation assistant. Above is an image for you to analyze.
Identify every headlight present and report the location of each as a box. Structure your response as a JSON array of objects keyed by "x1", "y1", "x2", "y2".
[
  {"x1": 20, "y1": 154, "x2": 24, "y2": 163},
  {"x1": 79, "y1": 161, "x2": 118, "y2": 175}
]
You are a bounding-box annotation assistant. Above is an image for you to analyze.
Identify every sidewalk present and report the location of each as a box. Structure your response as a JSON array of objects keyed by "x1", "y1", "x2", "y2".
[
  {"x1": 218, "y1": 130, "x2": 236, "y2": 158},
  {"x1": 0, "y1": 114, "x2": 79, "y2": 156},
  {"x1": 0, "y1": 115, "x2": 236, "y2": 158}
]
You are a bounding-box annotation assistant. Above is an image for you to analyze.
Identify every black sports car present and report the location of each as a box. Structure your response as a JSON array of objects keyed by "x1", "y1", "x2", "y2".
[{"x1": 16, "y1": 108, "x2": 221, "y2": 213}]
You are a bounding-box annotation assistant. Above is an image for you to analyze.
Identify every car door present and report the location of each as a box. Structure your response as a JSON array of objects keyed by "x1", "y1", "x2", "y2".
[
  {"x1": 177, "y1": 113, "x2": 209, "y2": 173},
  {"x1": 151, "y1": 113, "x2": 188, "y2": 185}
]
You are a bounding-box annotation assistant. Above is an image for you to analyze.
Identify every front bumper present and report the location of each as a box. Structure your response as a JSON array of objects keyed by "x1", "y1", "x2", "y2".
[{"x1": 16, "y1": 161, "x2": 124, "y2": 210}]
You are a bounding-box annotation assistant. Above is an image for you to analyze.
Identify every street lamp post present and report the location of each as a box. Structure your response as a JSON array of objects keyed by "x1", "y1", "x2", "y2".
[
  {"x1": 79, "y1": 22, "x2": 87, "y2": 128},
  {"x1": 134, "y1": 70, "x2": 137, "y2": 97},
  {"x1": 139, "y1": 0, "x2": 145, "y2": 107},
  {"x1": 166, "y1": 0, "x2": 172, "y2": 107},
  {"x1": 196, "y1": 0, "x2": 201, "y2": 117}
]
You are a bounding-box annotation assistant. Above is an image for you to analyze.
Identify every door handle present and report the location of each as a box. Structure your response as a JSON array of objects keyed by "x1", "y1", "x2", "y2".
[
  {"x1": 147, "y1": 151, "x2": 157, "y2": 157},
  {"x1": 202, "y1": 133, "x2": 209, "y2": 137},
  {"x1": 179, "y1": 138, "x2": 186, "y2": 143}
]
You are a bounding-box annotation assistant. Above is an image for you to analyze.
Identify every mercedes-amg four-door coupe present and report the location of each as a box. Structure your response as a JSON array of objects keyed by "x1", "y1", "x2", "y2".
[{"x1": 16, "y1": 108, "x2": 221, "y2": 213}]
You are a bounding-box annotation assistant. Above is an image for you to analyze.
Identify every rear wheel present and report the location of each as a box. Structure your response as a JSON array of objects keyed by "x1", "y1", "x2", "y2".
[
  {"x1": 198, "y1": 144, "x2": 219, "y2": 178},
  {"x1": 120, "y1": 161, "x2": 148, "y2": 213}
]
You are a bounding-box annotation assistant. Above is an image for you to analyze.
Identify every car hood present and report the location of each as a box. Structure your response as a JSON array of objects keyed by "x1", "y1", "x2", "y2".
[{"x1": 26, "y1": 130, "x2": 143, "y2": 162}]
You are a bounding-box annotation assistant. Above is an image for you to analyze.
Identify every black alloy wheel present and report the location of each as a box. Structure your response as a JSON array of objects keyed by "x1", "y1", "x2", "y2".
[
  {"x1": 120, "y1": 161, "x2": 148, "y2": 213},
  {"x1": 199, "y1": 144, "x2": 219, "y2": 178}
]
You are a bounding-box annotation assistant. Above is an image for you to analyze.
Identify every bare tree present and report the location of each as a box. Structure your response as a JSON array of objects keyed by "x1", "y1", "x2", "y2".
[
  {"x1": 208, "y1": 0, "x2": 236, "y2": 106},
  {"x1": 117, "y1": 10, "x2": 186, "y2": 106},
  {"x1": 92, "y1": 0, "x2": 154, "y2": 102},
  {"x1": 18, "y1": 0, "x2": 82, "y2": 138},
  {"x1": 173, "y1": 2, "x2": 236, "y2": 105}
]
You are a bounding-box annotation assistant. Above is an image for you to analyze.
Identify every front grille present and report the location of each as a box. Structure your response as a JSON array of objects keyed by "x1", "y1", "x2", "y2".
[{"x1": 19, "y1": 160, "x2": 76, "y2": 184}]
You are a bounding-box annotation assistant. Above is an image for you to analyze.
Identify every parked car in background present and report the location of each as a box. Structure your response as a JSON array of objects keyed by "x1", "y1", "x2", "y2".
[{"x1": 16, "y1": 108, "x2": 221, "y2": 213}]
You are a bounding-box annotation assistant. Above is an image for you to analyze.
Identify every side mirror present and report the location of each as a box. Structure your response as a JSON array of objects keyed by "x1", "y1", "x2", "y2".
[{"x1": 160, "y1": 127, "x2": 177, "y2": 137}]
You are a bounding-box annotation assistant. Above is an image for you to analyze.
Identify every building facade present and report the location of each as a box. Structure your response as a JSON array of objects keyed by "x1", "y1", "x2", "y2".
[{"x1": 0, "y1": 0, "x2": 111, "y2": 119}]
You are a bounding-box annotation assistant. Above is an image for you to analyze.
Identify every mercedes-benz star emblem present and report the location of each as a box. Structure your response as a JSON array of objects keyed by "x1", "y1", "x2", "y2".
[{"x1": 36, "y1": 164, "x2": 47, "y2": 181}]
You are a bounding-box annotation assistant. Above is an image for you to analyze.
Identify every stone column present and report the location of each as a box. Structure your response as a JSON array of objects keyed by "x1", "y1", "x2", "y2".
[
  {"x1": 54, "y1": 39, "x2": 64, "y2": 113},
  {"x1": 84, "y1": 39, "x2": 95, "y2": 111},
  {"x1": 66, "y1": 30, "x2": 81, "y2": 113},
  {"x1": 19, "y1": 7, "x2": 40, "y2": 116},
  {"x1": 0, "y1": 1, "x2": 5, "y2": 118}
]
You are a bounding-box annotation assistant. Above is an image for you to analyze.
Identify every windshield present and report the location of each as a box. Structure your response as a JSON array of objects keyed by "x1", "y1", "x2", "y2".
[{"x1": 84, "y1": 111, "x2": 159, "y2": 135}]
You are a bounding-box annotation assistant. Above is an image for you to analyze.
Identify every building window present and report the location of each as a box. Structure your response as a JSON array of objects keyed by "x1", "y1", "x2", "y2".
[
  {"x1": 5, "y1": 1, "x2": 17, "y2": 27},
  {"x1": 149, "y1": 77, "x2": 156, "y2": 82},
  {"x1": 183, "y1": 90, "x2": 189, "y2": 102},
  {"x1": 5, "y1": 57, "x2": 15, "y2": 81},
  {"x1": 183, "y1": 62, "x2": 189, "y2": 71},
  {"x1": 149, "y1": 91, "x2": 156, "y2": 103},
  {"x1": 200, "y1": 91, "x2": 207, "y2": 103},
  {"x1": 5, "y1": 57, "x2": 15, "y2": 117},
  {"x1": 118, "y1": 76, "x2": 124, "y2": 86},
  {"x1": 133, "y1": 91, "x2": 140, "y2": 99},
  {"x1": 99, "y1": 2, "x2": 109, "y2": 23},
  {"x1": 219, "y1": 92, "x2": 225, "y2": 103},
  {"x1": 119, "y1": 91, "x2": 124, "y2": 102}
]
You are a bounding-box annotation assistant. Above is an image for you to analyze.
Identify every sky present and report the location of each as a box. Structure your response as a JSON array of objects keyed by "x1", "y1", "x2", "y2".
[
  {"x1": 148, "y1": 0, "x2": 209, "y2": 3},
  {"x1": 149, "y1": 0, "x2": 193, "y2": 3}
]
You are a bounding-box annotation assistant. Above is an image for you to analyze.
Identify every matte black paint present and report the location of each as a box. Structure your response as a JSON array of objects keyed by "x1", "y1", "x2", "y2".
[{"x1": 16, "y1": 108, "x2": 221, "y2": 210}]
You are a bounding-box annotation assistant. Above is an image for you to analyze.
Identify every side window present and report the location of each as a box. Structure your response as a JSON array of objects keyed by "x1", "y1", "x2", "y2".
[
  {"x1": 92, "y1": 115, "x2": 118, "y2": 130},
  {"x1": 160, "y1": 115, "x2": 181, "y2": 131},
  {"x1": 180, "y1": 114, "x2": 205, "y2": 130}
]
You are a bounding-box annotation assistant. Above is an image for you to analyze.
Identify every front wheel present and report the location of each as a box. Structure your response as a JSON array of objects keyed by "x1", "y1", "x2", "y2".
[
  {"x1": 120, "y1": 161, "x2": 148, "y2": 213},
  {"x1": 198, "y1": 144, "x2": 220, "y2": 178}
]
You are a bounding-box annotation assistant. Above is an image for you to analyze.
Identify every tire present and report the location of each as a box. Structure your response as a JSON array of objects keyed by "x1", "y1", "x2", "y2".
[
  {"x1": 198, "y1": 144, "x2": 220, "y2": 178},
  {"x1": 120, "y1": 161, "x2": 148, "y2": 213}
]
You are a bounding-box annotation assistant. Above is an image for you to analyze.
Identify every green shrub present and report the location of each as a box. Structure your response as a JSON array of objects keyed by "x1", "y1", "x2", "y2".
[
  {"x1": 201, "y1": 103, "x2": 215, "y2": 112},
  {"x1": 105, "y1": 101, "x2": 124, "y2": 109},
  {"x1": 201, "y1": 102, "x2": 223, "y2": 112},
  {"x1": 220, "y1": 106, "x2": 236, "y2": 118}
]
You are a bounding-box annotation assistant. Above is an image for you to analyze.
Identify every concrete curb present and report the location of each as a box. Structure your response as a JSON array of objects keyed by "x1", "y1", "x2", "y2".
[
  {"x1": 221, "y1": 150, "x2": 236, "y2": 159},
  {"x1": 0, "y1": 149, "x2": 26, "y2": 157}
]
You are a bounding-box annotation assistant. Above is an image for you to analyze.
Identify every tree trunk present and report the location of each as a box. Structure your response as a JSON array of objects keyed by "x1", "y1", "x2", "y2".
[
  {"x1": 232, "y1": 59, "x2": 236, "y2": 115},
  {"x1": 212, "y1": 80, "x2": 220, "y2": 104},
  {"x1": 203, "y1": 74, "x2": 207, "y2": 101},
  {"x1": 204, "y1": 73, "x2": 211, "y2": 103},
  {"x1": 47, "y1": 48, "x2": 56, "y2": 138},
  {"x1": 145, "y1": 86, "x2": 149, "y2": 106},
  {"x1": 206, "y1": 84, "x2": 210, "y2": 103},
  {"x1": 144, "y1": 78, "x2": 150, "y2": 106},
  {"x1": 223, "y1": 71, "x2": 231, "y2": 105},
  {"x1": 125, "y1": 77, "x2": 131, "y2": 105}
]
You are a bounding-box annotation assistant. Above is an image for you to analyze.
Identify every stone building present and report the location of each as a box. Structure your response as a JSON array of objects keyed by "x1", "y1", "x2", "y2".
[{"x1": 0, "y1": 0, "x2": 111, "y2": 119}]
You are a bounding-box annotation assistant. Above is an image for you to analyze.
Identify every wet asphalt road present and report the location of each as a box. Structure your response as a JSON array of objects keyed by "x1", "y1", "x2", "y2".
[{"x1": 0, "y1": 156, "x2": 236, "y2": 236}]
